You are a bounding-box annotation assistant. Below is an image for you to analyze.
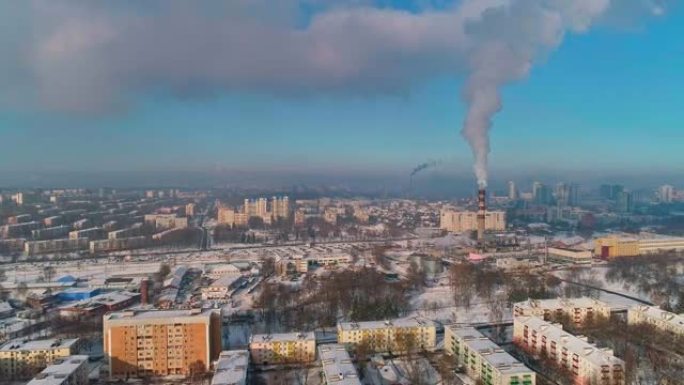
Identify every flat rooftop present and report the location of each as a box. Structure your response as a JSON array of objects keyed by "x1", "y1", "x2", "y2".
[
  {"x1": 212, "y1": 350, "x2": 249, "y2": 385},
  {"x1": 0, "y1": 338, "x2": 79, "y2": 352},
  {"x1": 250, "y1": 331, "x2": 315, "y2": 343},
  {"x1": 319, "y1": 344, "x2": 361, "y2": 385},
  {"x1": 516, "y1": 316, "x2": 624, "y2": 367},
  {"x1": 104, "y1": 309, "x2": 215, "y2": 324},
  {"x1": 448, "y1": 326, "x2": 532, "y2": 375},
  {"x1": 338, "y1": 317, "x2": 434, "y2": 331},
  {"x1": 630, "y1": 305, "x2": 684, "y2": 330},
  {"x1": 27, "y1": 355, "x2": 89, "y2": 385}
]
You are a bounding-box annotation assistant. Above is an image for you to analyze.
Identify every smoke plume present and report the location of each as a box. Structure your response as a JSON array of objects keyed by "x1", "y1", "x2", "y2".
[{"x1": 411, "y1": 159, "x2": 441, "y2": 178}]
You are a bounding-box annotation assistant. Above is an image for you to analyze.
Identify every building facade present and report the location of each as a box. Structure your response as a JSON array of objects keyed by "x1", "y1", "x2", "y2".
[
  {"x1": 249, "y1": 332, "x2": 316, "y2": 365},
  {"x1": 440, "y1": 210, "x2": 506, "y2": 233},
  {"x1": 337, "y1": 318, "x2": 436, "y2": 353},
  {"x1": 513, "y1": 298, "x2": 616, "y2": 326},
  {"x1": 103, "y1": 309, "x2": 221, "y2": 378},
  {"x1": 26, "y1": 355, "x2": 89, "y2": 385},
  {"x1": 0, "y1": 338, "x2": 80, "y2": 380},
  {"x1": 627, "y1": 305, "x2": 684, "y2": 336},
  {"x1": 513, "y1": 316, "x2": 625, "y2": 385},
  {"x1": 445, "y1": 326, "x2": 536, "y2": 385}
]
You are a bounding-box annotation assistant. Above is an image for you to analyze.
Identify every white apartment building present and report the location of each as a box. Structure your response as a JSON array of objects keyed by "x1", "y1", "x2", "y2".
[
  {"x1": 513, "y1": 316, "x2": 625, "y2": 385},
  {"x1": 445, "y1": 326, "x2": 536, "y2": 385},
  {"x1": 627, "y1": 305, "x2": 684, "y2": 336}
]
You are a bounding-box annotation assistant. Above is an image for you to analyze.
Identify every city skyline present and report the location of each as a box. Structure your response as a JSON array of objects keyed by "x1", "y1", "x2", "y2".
[{"x1": 0, "y1": 1, "x2": 682, "y2": 184}]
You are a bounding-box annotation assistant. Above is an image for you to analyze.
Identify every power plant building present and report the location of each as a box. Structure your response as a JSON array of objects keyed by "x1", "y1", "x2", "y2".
[{"x1": 440, "y1": 210, "x2": 505, "y2": 233}]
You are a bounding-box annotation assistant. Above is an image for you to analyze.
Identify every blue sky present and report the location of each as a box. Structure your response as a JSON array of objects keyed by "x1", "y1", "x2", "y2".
[{"x1": 0, "y1": 0, "x2": 682, "y2": 184}]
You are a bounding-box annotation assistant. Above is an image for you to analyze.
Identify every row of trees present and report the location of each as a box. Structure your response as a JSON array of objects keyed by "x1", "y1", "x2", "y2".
[{"x1": 606, "y1": 252, "x2": 684, "y2": 312}]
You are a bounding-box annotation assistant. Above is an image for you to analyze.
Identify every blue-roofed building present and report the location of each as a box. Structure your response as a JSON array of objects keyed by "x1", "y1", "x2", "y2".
[
  {"x1": 56, "y1": 288, "x2": 101, "y2": 302},
  {"x1": 56, "y1": 275, "x2": 77, "y2": 284}
]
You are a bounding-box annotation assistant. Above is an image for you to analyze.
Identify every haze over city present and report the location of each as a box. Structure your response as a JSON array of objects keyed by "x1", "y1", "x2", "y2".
[
  {"x1": 0, "y1": 0, "x2": 682, "y2": 192},
  {"x1": 0, "y1": 2, "x2": 683, "y2": 385}
]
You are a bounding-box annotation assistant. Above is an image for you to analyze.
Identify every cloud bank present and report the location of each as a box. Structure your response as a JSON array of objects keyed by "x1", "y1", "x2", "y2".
[{"x1": 0, "y1": 0, "x2": 667, "y2": 184}]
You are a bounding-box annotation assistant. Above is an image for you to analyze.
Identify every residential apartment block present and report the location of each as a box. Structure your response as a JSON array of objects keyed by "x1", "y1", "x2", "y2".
[
  {"x1": 445, "y1": 326, "x2": 535, "y2": 385},
  {"x1": 319, "y1": 344, "x2": 361, "y2": 385},
  {"x1": 211, "y1": 350, "x2": 248, "y2": 385},
  {"x1": 627, "y1": 305, "x2": 684, "y2": 336},
  {"x1": 249, "y1": 332, "x2": 316, "y2": 365},
  {"x1": 513, "y1": 316, "x2": 625, "y2": 385},
  {"x1": 0, "y1": 338, "x2": 80, "y2": 380},
  {"x1": 513, "y1": 298, "x2": 619, "y2": 326},
  {"x1": 103, "y1": 309, "x2": 221, "y2": 378},
  {"x1": 337, "y1": 317, "x2": 436, "y2": 353},
  {"x1": 26, "y1": 355, "x2": 89, "y2": 385}
]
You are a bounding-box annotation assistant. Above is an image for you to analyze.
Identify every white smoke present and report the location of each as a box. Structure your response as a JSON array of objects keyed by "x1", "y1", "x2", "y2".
[{"x1": 458, "y1": 0, "x2": 665, "y2": 188}]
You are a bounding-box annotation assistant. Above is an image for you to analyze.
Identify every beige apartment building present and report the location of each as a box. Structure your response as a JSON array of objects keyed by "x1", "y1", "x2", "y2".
[
  {"x1": 337, "y1": 318, "x2": 436, "y2": 353},
  {"x1": 218, "y1": 196, "x2": 289, "y2": 227},
  {"x1": 445, "y1": 326, "x2": 535, "y2": 385},
  {"x1": 103, "y1": 309, "x2": 221, "y2": 378},
  {"x1": 513, "y1": 316, "x2": 625, "y2": 385},
  {"x1": 89, "y1": 236, "x2": 148, "y2": 253},
  {"x1": 217, "y1": 206, "x2": 249, "y2": 228},
  {"x1": 0, "y1": 338, "x2": 80, "y2": 380},
  {"x1": 440, "y1": 210, "x2": 506, "y2": 233},
  {"x1": 24, "y1": 238, "x2": 89, "y2": 256},
  {"x1": 627, "y1": 305, "x2": 684, "y2": 336},
  {"x1": 249, "y1": 332, "x2": 316, "y2": 365},
  {"x1": 143, "y1": 214, "x2": 188, "y2": 230}
]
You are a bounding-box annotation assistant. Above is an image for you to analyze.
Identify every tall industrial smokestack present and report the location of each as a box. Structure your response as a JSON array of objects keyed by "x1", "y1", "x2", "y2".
[{"x1": 477, "y1": 189, "x2": 486, "y2": 249}]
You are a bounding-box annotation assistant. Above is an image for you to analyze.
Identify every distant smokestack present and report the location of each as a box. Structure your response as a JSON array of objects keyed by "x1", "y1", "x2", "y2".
[
  {"x1": 140, "y1": 279, "x2": 150, "y2": 305},
  {"x1": 477, "y1": 189, "x2": 486, "y2": 248}
]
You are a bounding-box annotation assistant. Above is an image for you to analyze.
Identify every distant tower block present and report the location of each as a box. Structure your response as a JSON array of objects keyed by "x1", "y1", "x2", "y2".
[{"x1": 477, "y1": 189, "x2": 486, "y2": 248}]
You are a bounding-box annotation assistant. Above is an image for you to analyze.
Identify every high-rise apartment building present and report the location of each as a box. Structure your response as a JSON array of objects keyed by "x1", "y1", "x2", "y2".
[
  {"x1": 508, "y1": 181, "x2": 517, "y2": 200},
  {"x1": 658, "y1": 184, "x2": 675, "y2": 203},
  {"x1": 271, "y1": 196, "x2": 290, "y2": 219},
  {"x1": 103, "y1": 309, "x2": 221, "y2": 378}
]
